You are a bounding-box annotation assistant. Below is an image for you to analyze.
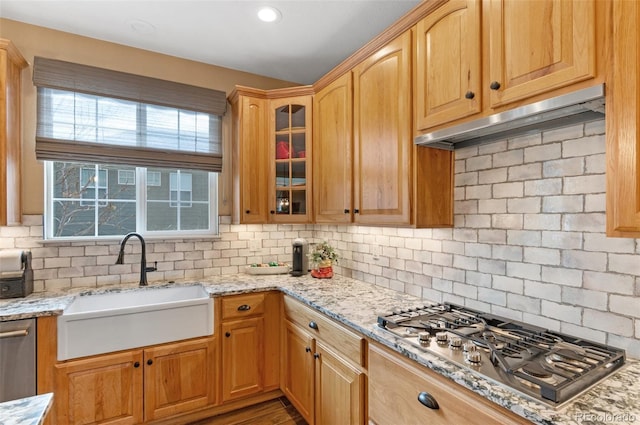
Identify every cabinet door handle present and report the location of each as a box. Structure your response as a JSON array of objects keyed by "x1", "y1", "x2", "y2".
[
  {"x1": 344, "y1": 209, "x2": 349, "y2": 214},
  {"x1": 225, "y1": 331, "x2": 231, "y2": 337},
  {"x1": 353, "y1": 209, "x2": 360, "y2": 214},
  {"x1": 270, "y1": 210, "x2": 275, "y2": 215},
  {"x1": 417, "y1": 391, "x2": 439, "y2": 410},
  {"x1": 309, "y1": 321, "x2": 319, "y2": 330},
  {"x1": 489, "y1": 81, "x2": 501, "y2": 90},
  {"x1": 245, "y1": 210, "x2": 250, "y2": 214},
  {"x1": 313, "y1": 353, "x2": 320, "y2": 359},
  {"x1": 133, "y1": 362, "x2": 140, "y2": 368},
  {"x1": 147, "y1": 359, "x2": 153, "y2": 366},
  {"x1": 305, "y1": 346, "x2": 311, "y2": 353},
  {"x1": 464, "y1": 91, "x2": 475, "y2": 99},
  {"x1": 237, "y1": 304, "x2": 251, "y2": 311}
]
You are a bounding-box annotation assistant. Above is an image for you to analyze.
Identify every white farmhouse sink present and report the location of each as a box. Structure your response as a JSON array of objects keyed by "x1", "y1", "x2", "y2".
[{"x1": 57, "y1": 285, "x2": 214, "y2": 360}]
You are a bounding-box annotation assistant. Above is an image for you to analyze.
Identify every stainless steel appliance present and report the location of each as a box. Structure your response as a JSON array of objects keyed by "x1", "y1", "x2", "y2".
[
  {"x1": 377, "y1": 303, "x2": 625, "y2": 408},
  {"x1": 0, "y1": 318, "x2": 36, "y2": 402}
]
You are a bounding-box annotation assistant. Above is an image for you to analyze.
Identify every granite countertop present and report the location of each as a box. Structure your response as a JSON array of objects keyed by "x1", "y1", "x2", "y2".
[
  {"x1": 0, "y1": 393, "x2": 53, "y2": 425},
  {"x1": 1, "y1": 274, "x2": 638, "y2": 425}
]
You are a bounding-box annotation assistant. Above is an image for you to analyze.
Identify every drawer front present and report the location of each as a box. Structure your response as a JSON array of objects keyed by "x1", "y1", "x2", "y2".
[
  {"x1": 368, "y1": 344, "x2": 528, "y2": 425},
  {"x1": 284, "y1": 296, "x2": 364, "y2": 366},
  {"x1": 221, "y1": 293, "x2": 265, "y2": 320}
]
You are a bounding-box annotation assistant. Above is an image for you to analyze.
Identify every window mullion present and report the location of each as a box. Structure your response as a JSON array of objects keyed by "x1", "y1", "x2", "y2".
[{"x1": 137, "y1": 167, "x2": 146, "y2": 233}]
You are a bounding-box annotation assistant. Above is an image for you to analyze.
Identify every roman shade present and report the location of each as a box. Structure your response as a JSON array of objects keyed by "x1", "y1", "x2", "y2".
[{"x1": 33, "y1": 57, "x2": 226, "y2": 172}]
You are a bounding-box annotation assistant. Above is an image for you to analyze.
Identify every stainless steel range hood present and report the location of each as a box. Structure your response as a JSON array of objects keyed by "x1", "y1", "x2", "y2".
[{"x1": 414, "y1": 84, "x2": 605, "y2": 150}]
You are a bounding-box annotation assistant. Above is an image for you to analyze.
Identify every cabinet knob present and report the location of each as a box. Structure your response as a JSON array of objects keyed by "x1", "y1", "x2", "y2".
[
  {"x1": 313, "y1": 353, "x2": 320, "y2": 359},
  {"x1": 309, "y1": 321, "x2": 319, "y2": 330},
  {"x1": 270, "y1": 210, "x2": 275, "y2": 215},
  {"x1": 245, "y1": 210, "x2": 250, "y2": 214},
  {"x1": 344, "y1": 209, "x2": 350, "y2": 214},
  {"x1": 353, "y1": 209, "x2": 360, "y2": 214},
  {"x1": 133, "y1": 361, "x2": 140, "y2": 368},
  {"x1": 417, "y1": 392, "x2": 439, "y2": 410},
  {"x1": 237, "y1": 304, "x2": 251, "y2": 311},
  {"x1": 147, "y1": 359, "x2": 153, "y2": 366},
  {"x1": 225, "y1": 331, "x2": 231, "y2": 337},
  {"x1": 305, "y1": 346, "x2": 311, "y2": 353},
  {"x1": 489, "y1": 81, "x2": 501, "y2": 90},
  {"x1": 464, "y1": 91, "x2": 475, "y2": 99}
]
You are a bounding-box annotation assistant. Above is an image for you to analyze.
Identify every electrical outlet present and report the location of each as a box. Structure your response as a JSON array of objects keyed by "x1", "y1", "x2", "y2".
[{"x1": 249, "y1": 239, "x2": 262, "y2": 252}]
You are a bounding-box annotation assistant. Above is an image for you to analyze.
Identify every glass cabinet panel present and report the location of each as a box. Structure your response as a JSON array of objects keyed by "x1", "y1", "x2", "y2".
[{"x1": 272, "y1": 99, "x2": 309, "y2": 220}]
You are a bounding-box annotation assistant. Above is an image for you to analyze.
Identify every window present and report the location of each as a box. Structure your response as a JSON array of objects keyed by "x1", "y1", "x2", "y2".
[
  {"x1": 46, "y1": 162, "x2": 217, "y2": 238},
  {"x1": 34, "y1": 57, "x2": 225, "y2": 240},
  {"x1": 80, "y1": 166, "x2": 108, "y2": 207},
  {"x1": 118, "y1": 170, "x2": 135, "y2": 185},
  {"x1": 169, "y1": 172, "x2": 193, "y2": 208}
]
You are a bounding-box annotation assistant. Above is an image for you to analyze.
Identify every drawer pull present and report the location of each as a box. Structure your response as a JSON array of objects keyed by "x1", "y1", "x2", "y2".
[
  {"x1": 305, "y1": 346, "x2": 311, "y2": 353},
  {"x1": 314, "y1": 353, "x2": 320, "y2": 359},
  {"x1": 418, "y1": 392, "x2": 439, "y2": 410},
  {"x1": 237, "y1": 304, "x2": 251, "y2": 311},
  {"x1": 309, "y1": 321, "x2": 319, "y2": 330}
]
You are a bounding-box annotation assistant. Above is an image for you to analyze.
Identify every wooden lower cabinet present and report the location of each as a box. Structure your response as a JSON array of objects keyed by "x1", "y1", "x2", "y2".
[
  {"x1": 219, "y1": 292, "x2": 280, "y2": 403},
  {"x1": 368, "y1": 343, "x2": 528, "y2": 425},
  {"x1": 54, "y1": 337, "x2": 216, "y2": 425},
  {"x1": 221, "y1": 317, "x2": 265, "y2": 401},
  {"x1": 281, "y1": 320, "x2": 315, "y2": 422},
  {"x1": 282, "y1": 297, "x2": 366, "y2": 425},
  {"x1": 144, "y1": 338, "x2": 217, "y2": 421},
  {"x1": 314, "y1": 341, "x2": 364, "y2": 425},
  {"x1": 55, "y1": 350, "x2": 143, "y2": 425}
]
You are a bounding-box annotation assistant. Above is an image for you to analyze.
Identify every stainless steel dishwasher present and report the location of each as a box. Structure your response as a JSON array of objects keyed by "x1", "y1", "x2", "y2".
[{"x1": 0, "y1": 318, "x2": 36, "y2": 402}]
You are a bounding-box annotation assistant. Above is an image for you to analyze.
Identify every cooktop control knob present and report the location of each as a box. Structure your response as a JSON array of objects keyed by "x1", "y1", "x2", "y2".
[
  {"x1": 449, "y1": 337, "x2": 462, "y2": 349},
  {"x1": 435, "y1": 331, "x2": 449, "y2": 344},
  {"x1": 465, "y1": 350, "x2": 482, "y2": 364},
  {"x1": 463, "y1": 342, "x2": 477, "y2": 352},
  {"x1": 418, "y1": 332, "x2": 430, "y2": 344}
]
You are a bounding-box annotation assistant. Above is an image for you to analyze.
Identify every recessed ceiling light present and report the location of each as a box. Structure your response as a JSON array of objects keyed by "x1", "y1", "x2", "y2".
[{"x1": 257, "y1": 6, "x2": 282, "y2": 23}]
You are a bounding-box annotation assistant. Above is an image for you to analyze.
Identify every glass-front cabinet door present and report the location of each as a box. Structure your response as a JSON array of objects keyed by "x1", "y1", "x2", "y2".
[{"x1": 270, "y1": 96, "x2": 312, "y2": 223}]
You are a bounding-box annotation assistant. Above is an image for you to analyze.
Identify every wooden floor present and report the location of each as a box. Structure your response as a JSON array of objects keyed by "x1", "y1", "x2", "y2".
[{"x1": 188, "y1": 397, "x2": 307, "y2": 425}]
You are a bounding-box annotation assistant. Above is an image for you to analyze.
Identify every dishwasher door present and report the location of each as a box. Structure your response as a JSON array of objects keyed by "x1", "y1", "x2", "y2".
[{"x1": 0, "y1": 318, "x2": 36, "y2": 402}]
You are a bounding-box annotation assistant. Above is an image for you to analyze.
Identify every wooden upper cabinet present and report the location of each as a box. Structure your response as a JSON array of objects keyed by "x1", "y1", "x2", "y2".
[
  {"x1": 230, "y1": 91, "x2": 270, "y2": 224},
  {"x1": 353, "y1": 31, "x2": 412, "y2": 226},
  {"x1": 269, "y1": 95, "x2": 312, "y2": 223},
  {"x1": 487, "y1": 0, "x2": 596, "y2": 108},
  {"x1": 415, "y1": 0, "x2": 482, "y2": 131},
  {"x1": 606, "y1": 0, "x2": 640, "y2": 237},
  {"x1": 313, "y1": 73, "x2": 353, "y2": 224},
  {"x1": 0, "y1": 39, "x2": 27, "y2": 226}
]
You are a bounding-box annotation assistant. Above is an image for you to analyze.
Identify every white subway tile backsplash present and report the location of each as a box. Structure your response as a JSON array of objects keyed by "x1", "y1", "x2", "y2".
[
  {"x1": 524, "y1": 143, "x2": 561, "y2": 163},
  {"x1": 524, "y1": 178, "x2": 563, "y2": 196},
  {"x1": 541, "y1": 300, "x2": 582, "y2": 325},
  {"x1": 562, "y1": 134, "x2": 605, "y2": 158},
  {"x1": 493, "y1": 149, "x2": 524, "y2": 167},
  {"x1": 583, "y1": 309, "x2": 634, "y2": 337},
  {"x1": 524, "y1": 280, "x2": 562, "y2": 302},
  {"x1": 508, "y1": 197, "x2": 541, "y2": 213},
  {"x1": 541, "y1": 266, "x2": 583, "y2": 287},
  {"x1": 524, "y1": 213, "x2": 561, "y2": 230},
  {"x1": 562, "y1": 250, "x2": 607, "y2": 272},
  {"x1": 493, "y1": 275, "x2": 524, "y2": 294},
  {"x1": 543, "y1": 123, "x2": 584, "y2": 142},
  {"x1": 542, "y1": 195, "x2": 584, "y2": 213},
  {"x1": 523, "y1": 247, "x2": 561, "y2": 265}
]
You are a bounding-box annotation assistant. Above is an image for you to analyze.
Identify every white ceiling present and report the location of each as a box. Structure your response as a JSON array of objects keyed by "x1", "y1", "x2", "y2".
[{"x1": 0, "y1": 0, "x2": 421, "y2": 84}]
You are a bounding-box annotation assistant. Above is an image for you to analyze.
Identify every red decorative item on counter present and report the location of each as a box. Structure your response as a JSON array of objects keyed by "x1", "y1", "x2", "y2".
[{"x1": 311, "y1": 265, "x2": 333, "y2": 279}]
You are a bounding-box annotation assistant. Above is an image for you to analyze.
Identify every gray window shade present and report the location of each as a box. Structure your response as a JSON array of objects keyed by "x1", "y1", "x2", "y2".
[{"x1": 33, "y1": 57, "x2": 226, "y2": 172}]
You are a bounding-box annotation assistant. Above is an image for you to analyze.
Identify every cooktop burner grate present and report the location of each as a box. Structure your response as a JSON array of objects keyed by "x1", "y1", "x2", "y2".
[{"x1": 377, "y1": 302, "x2": 625, "y2": 407}]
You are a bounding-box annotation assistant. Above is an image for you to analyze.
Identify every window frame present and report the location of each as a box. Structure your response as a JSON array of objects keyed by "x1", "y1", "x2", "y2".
[{"x1": 44, "y1": 161, "x2": 219, "y2": 241}]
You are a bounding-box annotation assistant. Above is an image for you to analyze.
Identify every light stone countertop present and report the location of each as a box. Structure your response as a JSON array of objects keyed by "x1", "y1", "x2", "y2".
[
  {"x1": 0, "y1": 393, "x2": 53, "y2": 425},
  {"x1": 0, "y1": 273, "x2": 638, "y2": 425}
]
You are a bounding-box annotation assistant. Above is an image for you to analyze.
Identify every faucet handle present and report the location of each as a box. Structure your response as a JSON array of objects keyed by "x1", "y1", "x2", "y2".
[{"x1": 145, "y1": 261, "x2": 158, "y2": 273}]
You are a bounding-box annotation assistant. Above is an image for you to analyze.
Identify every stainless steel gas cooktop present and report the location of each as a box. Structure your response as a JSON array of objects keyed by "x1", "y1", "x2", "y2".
[{"x1": 377, "y1": 302, "x2": 625, "y2": 408}]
